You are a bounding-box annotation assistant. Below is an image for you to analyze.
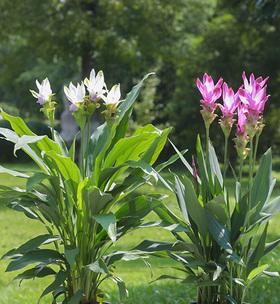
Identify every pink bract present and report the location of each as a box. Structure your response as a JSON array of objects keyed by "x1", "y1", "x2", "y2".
[{"x1": 196, "y1": 73, "x2": 223, "y2": 112}]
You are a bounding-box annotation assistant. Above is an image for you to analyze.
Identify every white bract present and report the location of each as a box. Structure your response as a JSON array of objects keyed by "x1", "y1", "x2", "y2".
[
  {"x1": 30, "y1": 78, "x2": 52, "y2": 105},
  {"x1": 64, "y1": 82, "x2": 86, "y2": 112},
  {"x1": 103, "y1": 84, "x2": 121, "y2": 106},
  {"x1": 84, "y1": 69, "x2": 106, "y2": 100}
]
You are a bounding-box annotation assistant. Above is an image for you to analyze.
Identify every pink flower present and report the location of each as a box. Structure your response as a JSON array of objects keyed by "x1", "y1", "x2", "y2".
[
  {"x1": 196, "y1": 73, "x2": 223, "y2": 112},
  {"x1": 238, "y1": 72, "x2": 270, "y2": 116},
  {"x1": 236, "y1": 105, "x2": 247, "y2": 136},
  {"x1": 220, "y1": 83, "x2": 239, "y2": 117}
]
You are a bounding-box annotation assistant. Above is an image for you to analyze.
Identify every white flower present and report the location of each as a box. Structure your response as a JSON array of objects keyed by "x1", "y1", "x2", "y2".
[
  {"x1": 103, "y1": 84, "x2": 121, "y2": 106},
  {"x1": 30, "y1": 78, "x2": 52, "y2": 105},
  {"x1": 84, "y1": 69, "x2": 106, "y2": 100},
  {"x1": 64, "y1": 82, "x2": 86, "y2": 112}
]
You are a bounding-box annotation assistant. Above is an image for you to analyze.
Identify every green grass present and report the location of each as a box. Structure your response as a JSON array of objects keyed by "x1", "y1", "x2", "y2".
[{"x1": 0, "y1": 164, "x2": 279, "y2": 304}]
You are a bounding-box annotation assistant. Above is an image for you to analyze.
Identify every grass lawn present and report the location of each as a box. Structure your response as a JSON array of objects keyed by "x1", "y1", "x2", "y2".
[{"x1": 0, "y1": 163, "x2": 279, "y2": 304}]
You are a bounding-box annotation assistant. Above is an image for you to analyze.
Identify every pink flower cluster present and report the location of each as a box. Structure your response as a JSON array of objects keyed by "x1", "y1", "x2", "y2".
[
  {"x1": 196, "y1": 72, "x2": 269, "y2": 137},
  {"x1": 196, "y1": 72, "x2": 269, "y2": 158}
]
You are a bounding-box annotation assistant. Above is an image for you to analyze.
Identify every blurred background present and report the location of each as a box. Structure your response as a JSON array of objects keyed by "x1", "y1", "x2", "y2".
[{"x1": 0, "y1": 0, "x2": 280, "y2": 161}]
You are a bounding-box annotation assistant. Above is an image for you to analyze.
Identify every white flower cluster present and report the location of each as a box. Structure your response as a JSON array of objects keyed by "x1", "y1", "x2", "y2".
[{"x1": 30, "y1": 69, "x2": 121, "y2": 112}]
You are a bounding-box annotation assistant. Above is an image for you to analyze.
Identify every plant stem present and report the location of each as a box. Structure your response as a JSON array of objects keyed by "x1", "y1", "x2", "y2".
[
  {"x1": 238, "y1": 158, "x2": 244, "y2": 183},
  {"x1": 223, "y1": 134, "x2": 229, "y2": 180},
  {"x1": 81, "y1": 126, "x2": 85, "y2": 178},
  {"x1": 205, "y1": 124, "x2": 210, "y2": 154},
  {"x1": 253, "y1": 133, "x2": 260, "y2": 172},
  {"x1": 85, "y1": 115, "x2": 91, "y2": 176},
  {"x1": 248, "y1": 138, "x2": 254, "y2": 208}
]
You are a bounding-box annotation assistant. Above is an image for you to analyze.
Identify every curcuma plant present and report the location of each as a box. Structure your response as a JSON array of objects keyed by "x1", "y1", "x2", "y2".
[
  {"x1": 0, "y1": 71, "x2": 170, "y2": 303},
  {"x1": 138, "y1": 73, "x2": 280, "y2": 304}
]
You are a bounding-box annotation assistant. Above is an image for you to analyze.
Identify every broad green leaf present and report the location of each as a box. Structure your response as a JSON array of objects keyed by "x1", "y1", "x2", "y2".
[
  {"x1": 39, "y1": 270, "x2": 68, "y2": 301},
  {"x1": 2, "y1": 234, "x2": 60, "y2": 259},
  {"x1": 26, "y1": 172, "x2": 51, "y2": 192},
  {"x1": 247, "y1": 223, "x2": 268, "y2": 273},
  {"x1": 95, "y1": 213, "x2": 117, "y2": 242},
  {"x1": 206, "y1": 212, "x2": 232, "y2": 254},
  {"x1": 1, "y1": 111, "x2": 61, "y2": 155},
  {"x1": 247, "y1": 264, "x2": 269, "y2": 282},
  {"x1": 206, "y1": 195, "x2": 228, "y2": 225},
  {"x1": 251, "y1": 149, "x2": 272, "y2": 212},
  {"x1": 45, "y1": 150, "x2": 81, "y2": 185},
  {"x1": 14, "y1": 266, "x2": 56, "y2": 281},
  {"x1": 6, "y1": 249, "x2": 64, "y2": 272},
  {"x1": 65, "y1": 247, "x2": 79, "y2": 269},
  {"x1": 111, "y1": 275, "x2": 128, "y2": 300},
  {"x1": 181, "y1": 176, "x2": 207, "y2": 237},
  {"x1": 103, "y1": 125, "x2": 158, "y2": 168},
  {"x1": 86, "y1": 259, "x2": 110, "y2": 274}
]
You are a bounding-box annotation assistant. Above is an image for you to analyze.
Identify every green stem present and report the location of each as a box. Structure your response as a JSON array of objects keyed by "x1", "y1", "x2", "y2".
[
  {"x1": 248, "y1": 138, "x2": 254, "y2": 208},
  {"x1": 205, "y1": 124, "x2": 210, "y2": 154},
  {"x1": 238, "y1": 158, "x2": 244, "y2": 183},
  {"x1": 81, "y1": 126, "x2": 85, "y2": 178},
  {"x1": 84, "y1": 115, "x2": 91, "y2": 177},
  {"x1": 223, "y1": 135, "x2": 229, "y2": 180},
  {"x1": 253, "y1": 133, "x2": 260, "y2": 172}
]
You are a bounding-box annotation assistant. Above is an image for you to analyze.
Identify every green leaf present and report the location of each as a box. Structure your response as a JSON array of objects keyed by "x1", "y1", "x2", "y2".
[
  {"x1": 111, "y1": 276, "x2": 128, "y2": 300},
  {"x1": 248, "y1": 223, "x2": 268, "y2": 273},
  {"x1": 1, "y1": 111, "x2": 61, "y2": 155},
  {"x1": 14, "y1": 266, "x2": 56, "y2": 281},
  {"x1": 155, "y1": 148, "x2": 188, "y2": 172},
  {"x1": 65, "y1": 247, "x2": 79, "y2": 269},
  {"x1": 95, "y1": 213, "x2": 117, "y2": 242},
  {"x1": 251, "y1": 149, "x2": 273, "y2": 213},
  {"x1": 264, "y1": 238, "x2": 280, "y2": 256},
  {"x1": 14, "y1": 135, "x2": 46, "y2": 155},
  {"x1": 169, "y1": 140, "x2": 195, "y2": 179},
  {"x1": 53, "y1": 129, "x2": 68, "y2": 156},
  {"x1": 39, "y1": 270, "x2": 68, "y2": 302},
  {"x1": 103, "y1": 125, "x2": 158, "y2": 168},
  {"x1": 117, "y1": 73, "x2": 154, "y2": 124},
  {"x1": 86, "y1": 259, "x2": 110, "y2": 274},
  {"x1": 208, "y1": 142, "x2": 223, "y2": 189},
  {"x1": 6, "y1": 249, "x2": 64, "y2": 272},
  {"x1": 45, "y1": 150, "x2": 81, "y2": 185},
  {"x1": 205, "y1": 195, "x2": 228, "y2": 225},
  {"x1": 133, "y1": 240, "x2": 174, "y2": 252},
  {"x1": 2, "y1": 234, "x2": 60, "y2": 259},
  {"x1": 26, "y1": 172, "x2": 51, "y2": 191},
  {"x1": 206, "y1": 212, "x2": 232, "y2": 254},
  {"x1": 69, "y1": 133, "x2": 78, "y2": 161},
  {"x1": 174, "y1": 175, "x2": 189, "y2": 223},
  {"x1": 180, "y1": 176, "x2": 207, "y2": 237},
  {"x1": 0, "y1": 165, "x2": 29, "y2": 178},
  {"x1": 68, "y1": 290, "x2": 83, "y2": 304},
  {"x1": 247, "y1": 264, "x2": 269, "y2": 282}
]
